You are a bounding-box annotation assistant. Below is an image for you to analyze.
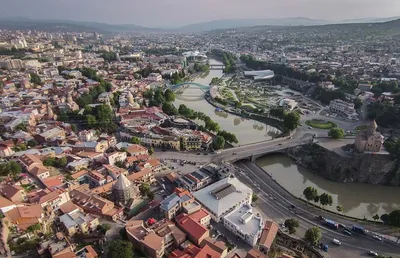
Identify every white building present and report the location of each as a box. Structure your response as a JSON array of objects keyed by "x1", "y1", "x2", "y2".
[
  {"x1": 147, "y1": 73, "x2": 162, "y2": 82},
  {"x1": 279, "y1": 98, "x2": 297, "y2": 111},
  {"x1": 192, "y1": 176, "x2": 253, "y2": 222},
  {"x1": 223, "y1": 204, "x2": 264, "y2": 246},
  {"x1": 329, "y1": 99, "x2": 358, "y2": 120},
  {"x1": 243, "y1": 70, "x2": 275, "y2": 81}
]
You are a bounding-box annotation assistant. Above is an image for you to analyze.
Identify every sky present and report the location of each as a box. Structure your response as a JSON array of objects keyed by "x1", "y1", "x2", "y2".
[{"x1": 1, "y1": 0, "x2": 399, "y2": 27}]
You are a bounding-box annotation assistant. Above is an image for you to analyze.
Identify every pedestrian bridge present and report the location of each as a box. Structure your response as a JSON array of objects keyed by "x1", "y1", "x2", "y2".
[{"x1": 167, "y1": 82, "x2": 211, "y2": 92}]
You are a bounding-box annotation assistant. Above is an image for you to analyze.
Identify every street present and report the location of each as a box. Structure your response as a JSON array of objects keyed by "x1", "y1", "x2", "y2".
[{"x1": 235, "y1": 160, "x2": 400, "y2": 258}]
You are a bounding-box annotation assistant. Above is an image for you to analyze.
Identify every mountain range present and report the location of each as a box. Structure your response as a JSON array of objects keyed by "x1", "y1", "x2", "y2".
[{"x1": 0, "y1": 16, "x2": 399, "y2": 33}]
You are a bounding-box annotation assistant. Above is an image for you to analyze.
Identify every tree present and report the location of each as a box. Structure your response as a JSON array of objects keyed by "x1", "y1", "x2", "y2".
[
  {"x1": 97, "y1": 223, "x2": 111, "y2": 234},
  {"x1": 373, "y1": 214, "x2": 380, "y2": 222},
  {"x1": 218, "y1": 130, "x2": 238, "y2": 144},
  {"x1": 269, "y1": 107, "x2": 287, "y2": 119},
  {"x1": 162, "y1": 102, "x2": 178, "y2": 115},
  {"x1": 313, "y1": 195, "x2": 320, "y2": 206},
  {"x1": 284, "y1": 112, "x2": 300, "y2": 131},
  {"x1": 115, "y1": 160, "x2": 126, "y2": 169},
  {"x1": 70, "y1": 124, "x2": 77, "y2": 132},
  {"x1": 130, "y1": 136, "x2": 141, "y2": 144},
  {"x1": 336, "y1": 205, "x2": 343, "y2": 213},
  {"x1": 303, "y1": 187, "x2": 318, "y2": 204},
  {"x1": 319, "y1": 193, "x2": 333, "y2": 208},
  {"x1": 381, "y1": 214, "x2": 389, "y2": 223},
  {"x1": 354, "y1": 98, "x2": 363, "y2": 109},
  {"x1": 252, "y1": 194, "x2": 258, "y2": 202},
  {"x1": 284, "y1": 218, "x2": 300, "y2": 234},
  {"x1": 147, "y1": 191, "x2": 155, "y2": 200},
  {"x1": 0, "y1": 161, "x2": 22, "y2": 178},
  {"x1": 304, "y1": 227, "x2": 322, "y2": 245},
  {"x1": 328, "y1": 127, "x2": 345, "y2": 139},
  {"x1": 148, "y1": 147, "x2": 155, "y2": 155},
  {"x1": 384, "y1": 138, "x2": 400, "y2": 159},
  {"x1": 15, "y1": 123, "x2": 27, "y2": 131},
  {"x1": 164, "y1": 89, "x2": 175, "y2": 102},
  {"x1": 388, "y1": 209, "x2": 400, "y2": 227},
  {"x1": 86, "y1": 114, "x2": 97, "y2": 128},
  {"x1": 58, "y1": 157, "x2": 68, "y2": 167},
  {"x1": 107, "y1": 239, "x2": 134, "y2": 258},
  {"x1": 213, "y1": 136, "x2": 225, "y2": 150},
  {"x1": 27, "y1": 223, "x2": 41, "y2": 233},
  {"x1": 30, "y1": 73, "x2": 41, "y2": 85},
  {"x1": 139, "y1": 183, "x2": 151, "y2": 196}
]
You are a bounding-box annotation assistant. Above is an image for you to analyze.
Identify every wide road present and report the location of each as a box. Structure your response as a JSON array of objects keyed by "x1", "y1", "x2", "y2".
[{"x1": 236, "y1": 160, "x2": 400, "y2": 258}]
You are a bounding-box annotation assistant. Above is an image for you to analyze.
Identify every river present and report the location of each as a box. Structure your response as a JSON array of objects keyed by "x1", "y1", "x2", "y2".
[
  {"x1": 256, "y1": 154, "x2": 400, "y2": 218},
  {"x1": 175, "y1": 58, "x2": 400, "y2": 219},
  {"x1": 174, "y1": 59, "x2": 281, "y2": 145}
]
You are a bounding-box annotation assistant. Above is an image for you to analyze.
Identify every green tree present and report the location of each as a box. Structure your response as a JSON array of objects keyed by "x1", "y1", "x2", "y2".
[
  {"x1": 284, "y1": 218, "x2": 300, "y2": 234},
  {"x1": 304, "y1": 227, "x2": 322, "y2": 245},
  {"x1": 373, "y1": 214, "x2": 380, "y2": 223},
  {"x1": 147, "y1": 191, "x2": 155, "y2": 200},
  {"x1": 139, "y1": 183, "x2": 151, "y2": 196},
  {"x1": 218, "y1": 130, "x2": 238, "y2": 144},
  {"x1": 213, "y1": 136, "x2": 225, "y2": 150},
  {"x1": 388, "y1": 209, "x2": 400, "y2": 227},
  {"x1": 354, "y1": 98, "x2": 363, "y2": 109},
  {"x1": 97, "y1": 223, "x2": 111, "y2": 234},
  {"x1": 0, "y1": 161, "x2": 22, "y2": 178},
  {"x1": 15, "y1": 123, "x2": 27, "y2": 131},
  {"x1": 384, "y1": 138, "x2": 400, "y2": 159},
  {"x1": 303, "y1": 186, "x2": 318, "y2": 204},
  {"x1": 381, "y1": 214, "x2": 389, "y2": 223},
  {"x1": 130, "y1": 136, "x2": 141, "y2": 144},
  {"x1": 284, "y1": 112, "x2": 300, "y2": 131},
  {"x1": 336, "y1": 205, "x2": 343, "y2": 213},
  {"x1": 164, "y1": 89, "x2": 175, "y2": 102},
  {"x1": 143, "y1": 90, "x2": 153, "y2": 99},
  {"x1": 27, "y1": 139, "x2": 38, "y2": 147},
  {"x1": 115, "y1": 160, "x2": 126, "y2": 169},
  {"x1": 252, "y1": 194, "x2": 258, "y2": 202},
  {"x1": 148, "y1": 147, "x2": 155, "y2": 156},
  {"x1": 30, "y1": 73, "x2": 41, "y2": 85},
  {"x1": 58, "y1": 157, "x2": 68, "y2": 167},
  {"x1": 107, "y1": 239, "x2": 134, "y2": 258},
  {"x1": 70, "y1": 124, "x2": 77, "y2": 132},
  {"x1": 269, "y1": 107, "x2": 287, "y2": 119},
  {"x1": 328, "y1": 127, "x2": 345, "y2": 139},
  {"x1": 86, "y1": 114, "x2": 97, "y2": 128},
  {"x1": 313, "y1": 195, "x2": 320, "y2": 206},
  {"x1": 319, "y1": 193, "x2": 333, "y2": 209},
  {"x1": 27, "y1": 223, "x2": 41, "y2": 233},
  {"x1": 162, "y1": 102, "x2": 178, "y2": 115}
]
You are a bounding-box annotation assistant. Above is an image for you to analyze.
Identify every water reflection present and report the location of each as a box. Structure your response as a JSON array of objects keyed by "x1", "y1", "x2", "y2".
[
  {"x1": 256, "y1": 154, "x2": 400, "y2": 218},
  {"x1": 173, "y1": 58, "x2": 282, "y2": 145}
]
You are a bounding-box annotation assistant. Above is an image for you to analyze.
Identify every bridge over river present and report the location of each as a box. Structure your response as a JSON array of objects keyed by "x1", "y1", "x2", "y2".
[{"x1": 167, "y1": 82, "x2": 212, "y2": 92}]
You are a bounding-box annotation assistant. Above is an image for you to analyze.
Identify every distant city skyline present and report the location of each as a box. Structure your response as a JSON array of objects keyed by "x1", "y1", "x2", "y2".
[{"x1": 1, "y1": 0, "x2": 399, "y2": 27}]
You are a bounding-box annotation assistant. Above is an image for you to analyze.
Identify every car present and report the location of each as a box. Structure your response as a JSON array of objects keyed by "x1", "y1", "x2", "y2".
[
  {"x1": 232, "y1": 152, "x2": 237, "y2": 155},
  {"x1": 372, "y1": 235, "x2": 383, "y2": 241},
  {"x1": 278, "y1": 143, "x2": 282, "y2": 146},
  {"x1": 339, "y1": 223, "x2": 347, "y2": 229},
  {"x1": 368, "y1": 251, "x2": 378, "y2": 257},
  {"x1": 289, "y1": 204, "x2": 296, "y2": 209},
  {"x1": 332, "y1": 239, "x2": 341, "y2": 246},
  {"x1": 343, "y1": 230, "x2": 352, "y2": 236},
  {"x1": 196, "y1": 153, "x2": 201, "y2": 155},
  {"x1": 162, "y1": 149, "x2": 166, "y2": 152},
  {"x1": 308, "y1": 126, "x2": 312, "y2": 129},
  {"x1": 204, "y1": 153, "x2": 209, "y2": 155}
]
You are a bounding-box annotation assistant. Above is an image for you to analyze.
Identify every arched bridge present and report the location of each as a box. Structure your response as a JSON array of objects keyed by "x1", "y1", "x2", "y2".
[{"x1": 167, "y1": 82, "x2": 211, "y2": 92}]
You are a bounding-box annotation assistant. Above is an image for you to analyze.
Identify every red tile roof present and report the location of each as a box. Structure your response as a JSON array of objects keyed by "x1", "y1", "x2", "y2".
[
  {"x1": 176, "y1": 214, "x2": 208, "y2": 243},
  {"x1": 259, "y1": 221, "x2": 279, "y2": 250}
]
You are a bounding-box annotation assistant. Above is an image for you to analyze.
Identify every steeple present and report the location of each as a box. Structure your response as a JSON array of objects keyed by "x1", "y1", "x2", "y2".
[
  {"x1": 47, "y1": 104, "x2": 54, "y2": 118},
  {"x1": 367, "y1": 120, "x2": 378, "y2": 135},
  {"x1": 127, "y1": 91, "x2": 134, "y2": 105}
]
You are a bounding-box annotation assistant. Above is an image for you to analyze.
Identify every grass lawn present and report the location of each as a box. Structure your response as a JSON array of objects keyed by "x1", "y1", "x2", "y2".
[
  {"x1": 305, "y1": 119, "x2": 337, "y2": 129},
  {"x1": 355, "y1": 124, "x2": 368, "y2": 132}
]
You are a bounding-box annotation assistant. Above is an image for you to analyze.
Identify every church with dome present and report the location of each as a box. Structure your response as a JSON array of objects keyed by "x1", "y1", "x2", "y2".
[
  {"x1": 354, "y1": 120, "x2": 384, "y2": 152},
  {"x1": 111, "y1": 174, "x2": 138, "y2": 204}
]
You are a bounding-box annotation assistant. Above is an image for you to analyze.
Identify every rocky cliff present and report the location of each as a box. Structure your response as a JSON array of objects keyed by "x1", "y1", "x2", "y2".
[{"x1": 288, "y1": 144, "x2": 400, "y2": 186}]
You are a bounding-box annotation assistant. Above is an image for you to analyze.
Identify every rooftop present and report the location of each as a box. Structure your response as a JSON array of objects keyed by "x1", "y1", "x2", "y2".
[
  {"x1": 192, "y1": 177, "x2": 252, "y2": 218},
  {"x1": 224, "y1": 204, "x2": 263, "y2": 238}
]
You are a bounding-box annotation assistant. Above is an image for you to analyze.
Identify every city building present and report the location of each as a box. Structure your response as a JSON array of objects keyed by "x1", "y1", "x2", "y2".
[
  {"x1": 245, "y1": 249, "x2": 269, "y2": 258},
  {"x1": 244, "y1": 70, "x2": 275, "y2": 81},
  {"x1": 58, "y1": 209, "x2": 99, "y2": 236},
  {"x1": 222, "y1": 204, "x2": 264, "y2": 246},
  {"x1": 329, "y1": 99, "x2": 358, "y2": 120},
  {"x1": 160, "y1": 188, "x2": 202, "y2": 220},
  {"x1": 0, "y1": 185, "x2": 26, "y2": 203},
  {"x1": 259, "y1": 220, "x2": 279, "y2": 254},
  {"x1": 175, "y1": 213, "x2": 209, "y2": 246},
  {"x1": 192, "y1": 176, "x2": 253, "y2": 222},
  {"x1": 354, "y1": 120, "x2": 384, "y2": 152}
]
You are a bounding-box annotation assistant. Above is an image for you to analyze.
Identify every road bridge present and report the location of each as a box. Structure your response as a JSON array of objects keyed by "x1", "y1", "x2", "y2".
[{"x1": 167, "y1": 82, "x2": 211, "y2": 92}]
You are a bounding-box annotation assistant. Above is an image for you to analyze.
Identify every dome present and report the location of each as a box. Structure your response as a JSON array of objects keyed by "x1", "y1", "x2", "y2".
[{"x1": 113, "y1": 174, "x2": 131, "y2": 190}]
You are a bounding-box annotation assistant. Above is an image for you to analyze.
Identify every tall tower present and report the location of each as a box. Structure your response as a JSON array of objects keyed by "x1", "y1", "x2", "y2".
[
  {"x1": 67, "y1": 92, "x2": 73, "y2": 104},
  {"x1": 127, "y1": 91, "x2": 134, "y2": 105},
  {"x1": 112, "y1": 174, "x2": 135, "y2": 204}
]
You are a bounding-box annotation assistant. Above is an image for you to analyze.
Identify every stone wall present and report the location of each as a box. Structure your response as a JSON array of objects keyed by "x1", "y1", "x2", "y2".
[{"x1": 287, "y1": 143, "x2": 400, "y2": 186}]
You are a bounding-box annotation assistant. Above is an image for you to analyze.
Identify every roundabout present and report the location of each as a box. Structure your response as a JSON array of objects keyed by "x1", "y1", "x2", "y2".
[{"x1": 305, "y1": 119, "x2": 337, "y2": 129}]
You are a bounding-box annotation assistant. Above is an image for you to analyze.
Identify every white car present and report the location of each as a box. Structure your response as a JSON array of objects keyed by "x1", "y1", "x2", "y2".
[
  {"x1": 372, "y1": 235, "x2": 383, "y2": 241},
  {"x1": 332, "y1": 239, "x2": 341, "y2": 246},
  {"x1": 368, "y1": 251, "x2": 378, "y2": 257}
]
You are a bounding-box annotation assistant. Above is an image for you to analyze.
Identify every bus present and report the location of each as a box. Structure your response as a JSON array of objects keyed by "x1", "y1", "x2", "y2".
[{"x1": 324, "y1": 219, "x2": 339, "y2": 229}]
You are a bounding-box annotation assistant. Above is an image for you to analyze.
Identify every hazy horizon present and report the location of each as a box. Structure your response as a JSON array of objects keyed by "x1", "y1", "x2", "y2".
[{"x1": 1, "y1": 0, "x2": 399, "y2": 27}]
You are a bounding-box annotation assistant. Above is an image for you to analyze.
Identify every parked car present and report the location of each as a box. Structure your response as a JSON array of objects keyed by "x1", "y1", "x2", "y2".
[
  {"x1": 368, "y1": 251, "x2": 378, "y2": 257},
  {"x1": 332, "y1": 239, "x2": 341, "y2": 246},
  {"x1": 372, "y1": 235, "x2": 383, "y2": 241}
]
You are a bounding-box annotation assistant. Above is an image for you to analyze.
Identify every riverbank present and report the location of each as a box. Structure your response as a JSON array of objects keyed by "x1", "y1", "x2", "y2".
[
  {"x1": 252, "y1": 161, "x2": 400, "y2": 243},
  {"x1": 204, "y1": 92, "x2": 288, "y2": 135}
]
